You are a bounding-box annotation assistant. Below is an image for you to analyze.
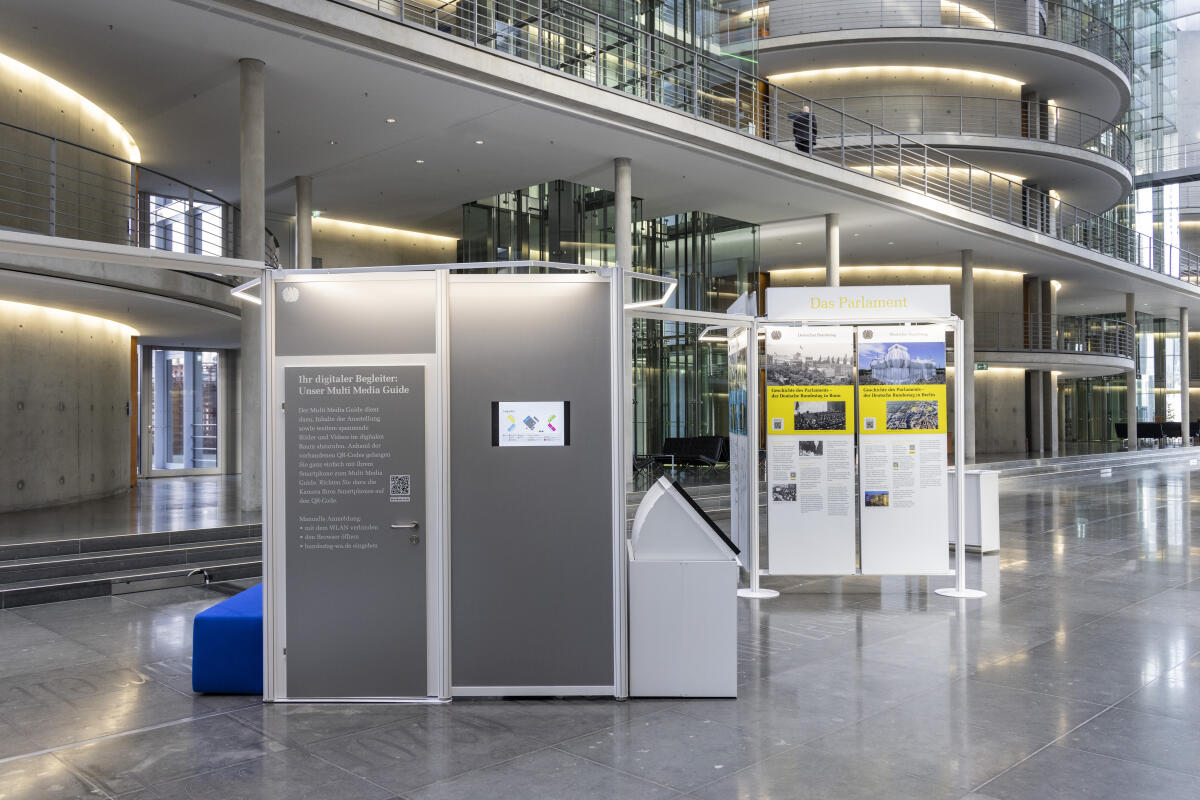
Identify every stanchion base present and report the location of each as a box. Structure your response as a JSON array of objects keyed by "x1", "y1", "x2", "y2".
[
  {"x1": 934, "y1": 587, "x2": 988, "y2": 599},
  {"x1": 738, "y1": 588, "x2": 780, "y2": 599}
]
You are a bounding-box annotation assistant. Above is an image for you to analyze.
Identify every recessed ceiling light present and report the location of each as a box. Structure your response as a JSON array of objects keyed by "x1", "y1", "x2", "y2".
[
  {"x1": 415, "y1": 159, "x2": 425, "y2": 164},
  {"x1": 853, "y1": 233, "x2": 861, "y2": 237},
  {"x1": 888, "y1": 241, "x2": 895, "y2": 245},
  {"x1": 385, "y1": 117, "x2": 397, "y2": 123},
  {"x1": 204, "y1": 188, "x2": 213, "y2": 192},
  {"x1": 795, "y1": 241, "x2": 803, "y2": 245},
  {"x1": 328, "y1": 139, "x2": 337, "y2": 145},
  {"x1": 474, "y1": 139, "x2": 484, "y2": 144}
]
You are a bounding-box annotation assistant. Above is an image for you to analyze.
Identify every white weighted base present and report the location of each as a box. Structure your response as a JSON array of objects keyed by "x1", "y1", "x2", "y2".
[
  {"x1": 935, "y1": 587, "x2": 988, "y2": 599},
  {"x1": 737, "y1": 588, "x2": 780, "y2": 599}
]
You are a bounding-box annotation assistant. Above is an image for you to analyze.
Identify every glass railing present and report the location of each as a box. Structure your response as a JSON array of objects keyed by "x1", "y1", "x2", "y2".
[
  {"x1": 335, "y1": 0, "x2": 1195, "y2": 285},
  {"x1": 0, "y1": 121, "x2": 280, "y2": 270},
  {"x1": 975, "y1": 312, "x2": 1135, "y2": 359},
  {"x1": 817, "y1": 95, "x2": 1131, "y2": 169},
  {"x1": 761, "y1": 0, "x2": 1131, "y2": 77}
]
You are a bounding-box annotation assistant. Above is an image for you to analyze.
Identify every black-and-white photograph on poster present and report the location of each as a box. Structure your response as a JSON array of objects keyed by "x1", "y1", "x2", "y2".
[{"x1": 765, "y1": 327, "x2": 855, "y2": 385}]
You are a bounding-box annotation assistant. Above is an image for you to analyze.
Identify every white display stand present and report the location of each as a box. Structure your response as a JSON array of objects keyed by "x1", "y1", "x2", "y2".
[
  {"x1": 747, "y1": 285, "x2": 986, "y2": 599},
  {"x1": 949, "y1": 470, "x2": 1000, "y2": 553},
  {"x1": 628, "y1": 477, "x2": 738, "y2": 697}
]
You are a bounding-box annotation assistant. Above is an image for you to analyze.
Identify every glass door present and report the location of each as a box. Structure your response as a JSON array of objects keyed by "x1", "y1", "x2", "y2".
[{"x1": 143, "y1": 348, "x2": 224, "y2": 475}]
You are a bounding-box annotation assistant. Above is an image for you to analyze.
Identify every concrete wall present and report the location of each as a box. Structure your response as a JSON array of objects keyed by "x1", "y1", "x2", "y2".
[
  {"x1": 0, "y1": 56, "x2": 137, "y2": 245},
  {"x1": 0, "y1": 300, "x2": 131, "y2": 512},
  {"x1": 265, "y1": 214, "x2": 457, "y2": 269}
]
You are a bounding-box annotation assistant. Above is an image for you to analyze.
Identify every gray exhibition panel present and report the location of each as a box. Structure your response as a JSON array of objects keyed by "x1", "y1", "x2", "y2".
[
  {"x1": 448, "y1": 277, "x2": 615, "y2": 690},
  {"x1": 283, "y1": 365, "x2": 428, "y2": 698},
  {"x1": 274, "y1": 277, "x2": 435, "y2": 356}
]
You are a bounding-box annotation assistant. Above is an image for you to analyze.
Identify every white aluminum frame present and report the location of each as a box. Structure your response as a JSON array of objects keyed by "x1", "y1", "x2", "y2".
[
  {"x1": 751, "y1": 314, "x2": 982, "y2": 597},
  {"x1": 262, "y1": 268, "x2": 447, "y2": 702},
  {"x1": 262, "y1": 261, "x2": 673, "y2": 702}
]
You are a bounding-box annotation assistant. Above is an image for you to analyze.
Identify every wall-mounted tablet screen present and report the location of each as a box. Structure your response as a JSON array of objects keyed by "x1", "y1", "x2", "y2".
[{"x1": 491, "y1": 401, "x2": 570, "y2": 447}]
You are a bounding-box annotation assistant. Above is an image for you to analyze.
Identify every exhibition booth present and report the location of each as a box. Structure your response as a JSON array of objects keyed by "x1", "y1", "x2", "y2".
[{"x1": 249, "y1": 263, "x2": 980, "y2": 704}]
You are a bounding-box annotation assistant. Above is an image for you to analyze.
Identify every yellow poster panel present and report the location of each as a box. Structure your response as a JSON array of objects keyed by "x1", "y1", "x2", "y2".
[
  {"x1": 766, "y1": 384, "x2": 854, "y2": 435},
  {"x1": 858, "y1": 384, "x2": 947, "y2": 435}
]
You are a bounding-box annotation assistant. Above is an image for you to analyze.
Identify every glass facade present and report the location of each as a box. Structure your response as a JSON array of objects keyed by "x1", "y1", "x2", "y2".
[{"x1": 460, "y1": 180, "x2": 759, "y2": 471}]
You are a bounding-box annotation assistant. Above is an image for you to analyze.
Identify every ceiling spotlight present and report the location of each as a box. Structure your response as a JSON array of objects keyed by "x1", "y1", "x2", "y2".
[
  {"x1": 328, "y1": 139, "x2": 337, "y2": 145},
  {"x1": 853, "y1": 233, "x2": 861, "y2": 237},
  {"x1": 385, "y1": 117, "x2": 397, "y2": 123},
  {"x1": 888, "y1": 241, "x2": 895, "y2": 245},
  {"x1": 474, "y1": 139, "x2": 485, "y2": 144},
  {"x1": 795, "y1": 241, "x2": 803, "y2": 245},
  {"x1": 415, "y1": 159, "x2": 425, "y2": 164}
]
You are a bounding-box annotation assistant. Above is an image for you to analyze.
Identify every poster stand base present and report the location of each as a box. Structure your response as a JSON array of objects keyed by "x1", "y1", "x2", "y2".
[
  {"x1": 737, "y1": 588, "x2": 780, "y2": 599},
  {"x1": 934, "y1": 587, "x2": 987, "y2": 599}
]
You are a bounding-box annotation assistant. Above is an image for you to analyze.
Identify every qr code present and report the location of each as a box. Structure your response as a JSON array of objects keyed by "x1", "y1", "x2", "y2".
[
  {"x1": 863, "y1": 418, "x2": 877, "y2": 431},
  {"x1": 772, "y1": 418, "x2": 784, "y2": 431},
  {"x1": 389, "y1": 474, "x2": 411, "y2": 498}
]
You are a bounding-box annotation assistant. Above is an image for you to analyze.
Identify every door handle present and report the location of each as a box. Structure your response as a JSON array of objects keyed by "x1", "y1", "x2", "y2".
[{"x1": 390, "y1": 522, "x2": 420, "y2": 529}]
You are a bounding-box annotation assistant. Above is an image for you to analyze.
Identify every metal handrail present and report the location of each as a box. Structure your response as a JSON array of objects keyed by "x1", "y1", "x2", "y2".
[
  {"x1": 334, "y1": 0, "x2": 1197, "y2": 285},
  {"x1": 0, "y1": 120, "x2": 280, "y2": 269},
  {"x1": 817, "y1": 95, "x2": 1131, "y2": 168},
  {"x1": 1135, "y1": 141, "x2": 1200, "y2": 176},
  {"x1": 762, "y1": 0, "x2": 1131, "y2": 77},
  {"x1": 974, "y1": 312, "x2": 1135, "y2": 359}
]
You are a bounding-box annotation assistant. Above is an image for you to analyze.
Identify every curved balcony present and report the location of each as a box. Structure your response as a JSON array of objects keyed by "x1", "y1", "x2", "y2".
[
  {"x1": 757, "y1": 1, "x2": 1130, "y2": 122},
  {"x1": 764, "y1": 1, "x2": 1129, "y2": 72},
  {"x1": 822, "y1": 95, "x2": 1130, "y2": 168},
  {"x1": 812, "y1": 94, "x2": 1132, "y2": 211},
  {"x1": 0, "y1": 121, "x2": 280, "y2": 272},
  {"x1": 339, "y1": 0, "x2": 1198, "y2": 285},
  {"x1": 974, "y1": 312, "x2": 1134, "y2": 376}
]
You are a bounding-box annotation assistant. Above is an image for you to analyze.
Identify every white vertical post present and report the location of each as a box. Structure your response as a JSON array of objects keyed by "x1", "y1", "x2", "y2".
[
  {"x1": 609, "y1": 266, "x2": 630, "y2": 697},
  {"x1": 961, "y1": 249, "x2": 975, "y2": 462},
  {"x1": 1183, "y1": 306, "x2": 1191, "y2": 446},
  {"x1": 1127, "y1": 291, "x2": 1138, "y2": 451},
  {"x1": 738, "y1": 319, "x2": 778, "y2": 599},
  {"x1": 936, "y1": 317, "x2": 987, "y2": 599}
]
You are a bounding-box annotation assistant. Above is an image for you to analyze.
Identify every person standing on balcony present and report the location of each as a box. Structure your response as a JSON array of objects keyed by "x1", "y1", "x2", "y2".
[{"x1": 790, "y1": 105, "x2": 816, "y2": 154}]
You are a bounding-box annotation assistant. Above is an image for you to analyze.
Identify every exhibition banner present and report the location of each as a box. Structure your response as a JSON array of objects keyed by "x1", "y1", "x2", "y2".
[
  {"x1": 767, "y1": 285, "x2": 951, "y2": 321},
  {"x1": 727, "y1": 329, "x2": 752, "y2": 558},
  {"x1": 764, "y1": 325, "x2": 857, "y2": 575},
  {"x1": 856, "y1": 325, "x2": 950, "y2": 574}
]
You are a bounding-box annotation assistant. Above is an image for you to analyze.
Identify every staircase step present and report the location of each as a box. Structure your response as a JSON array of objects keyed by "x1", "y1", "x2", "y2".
[
  {"x1": 0, "y1": 556, "x2": 262, "y2": 609},
  {"x1": 0, "y1": 538, "x2": 261, "y2": 584},
  {"x1": 0, "y1": 523, "x2": 260, "y2": 563}
]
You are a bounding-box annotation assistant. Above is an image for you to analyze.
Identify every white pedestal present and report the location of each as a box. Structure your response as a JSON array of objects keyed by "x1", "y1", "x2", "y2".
[
  {"x1": 948, "y1": 469, "x2": 1000, "y2": 553},
  {"x1": 629, "y1": 554, "x2": 737, "y2": 698}
]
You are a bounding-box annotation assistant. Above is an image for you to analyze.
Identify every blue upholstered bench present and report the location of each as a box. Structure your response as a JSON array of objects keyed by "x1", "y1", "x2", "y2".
[{"x1": 192, "y1": 583, "x2": 263, "y2": 694}]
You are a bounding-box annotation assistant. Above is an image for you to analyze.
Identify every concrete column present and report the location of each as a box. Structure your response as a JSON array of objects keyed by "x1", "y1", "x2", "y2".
[
  {"x1": 961, "y1": 249, "x2": 976, "y2": 462},
  {"x1": 1042, "y1": 371, "x2": 1058, "y2": 457},
  {"x1": 239, "y1": 57, "x2": 265, "y2": 512},
  {"x1": 1041, "y1": 279, "x2": 1057, "y2": 349},
  {"x1": 825, "y1": 213, "x2": 839, "y2": 287},
  {"x1": 1028, "y1": 370, "x2": 1045, "y2": 455},
  {"x1": 1182, "y1": 306, "x2": 1191, "y2": 446},
  {"x1": 294, "y1": 175, "x2": 312, "y2": 269},
  {"x1": 614, "y1": 157, "x2": 632, "y2": 270},
  {"x1": 1127, "y1": 291, "x2": 1138, "y2": 451}
]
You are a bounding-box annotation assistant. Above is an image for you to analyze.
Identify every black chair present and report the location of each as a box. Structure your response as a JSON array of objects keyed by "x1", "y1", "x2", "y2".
[
  {"x1": 1114, "y1": 422, "x2": 1128, "y2": 440},
  {"x1": 1136, "y1": 422, "x2": 1164, "y2": 441},
  {"x1": 1161, "y1": 422, "x2": 1183, "y2": 440},
  {"x1": 639, "y1": 436, "x2": 728, "y2": 475},
  {"x1": 1190, "y1": 421, "x2": 1199, "y2": 440}
]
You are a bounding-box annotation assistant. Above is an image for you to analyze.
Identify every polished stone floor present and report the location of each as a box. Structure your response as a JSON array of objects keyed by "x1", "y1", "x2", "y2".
[
  {"x1": 0, "y1": 476, "x2": 254, "y2": 545},
  {"x1": 1, "y1": 463, "x2": 1199, "y2": 798}
]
